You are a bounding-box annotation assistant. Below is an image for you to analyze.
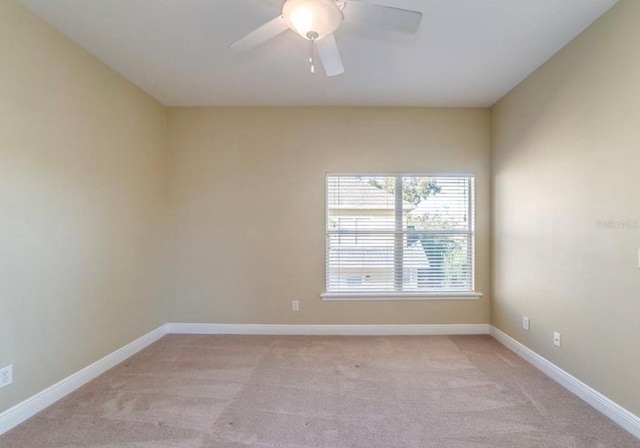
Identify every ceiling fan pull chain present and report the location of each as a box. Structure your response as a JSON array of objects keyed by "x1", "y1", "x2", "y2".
[
  {"x1": 306, "y1": 31, "x2": 319, "y2": 74},
  {"x1": 309, "y1": 37, "x2": 315, "y2": 74}
]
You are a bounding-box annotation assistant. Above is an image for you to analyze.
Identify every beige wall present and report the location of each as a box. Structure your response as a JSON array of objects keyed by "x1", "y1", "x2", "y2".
[
  {"x1": 492, "y1": 0, "x2": 640, "y2": 416},
  {"x1": 0, "y1": 0, "x2": 168, "y2": 413},
  {"x1": 168, "y1": 107, "x2": 491, "y2": 324}
]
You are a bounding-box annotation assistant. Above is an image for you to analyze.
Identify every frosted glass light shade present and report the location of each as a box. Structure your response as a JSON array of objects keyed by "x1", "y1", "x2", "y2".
[{"x1": 282, "y1": 0, "x2": 343, "y2": 40}]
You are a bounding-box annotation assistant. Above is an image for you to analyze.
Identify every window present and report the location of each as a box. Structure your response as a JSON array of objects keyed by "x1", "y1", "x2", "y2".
[{"x1": 324, "y1": 174, "x2": 477, "y2": 298}]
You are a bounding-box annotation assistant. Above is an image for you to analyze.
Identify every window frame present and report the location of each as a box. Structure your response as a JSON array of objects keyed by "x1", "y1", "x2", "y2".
[{"x1": 322, "y1": 173, "x2": 482, "y2": 301}]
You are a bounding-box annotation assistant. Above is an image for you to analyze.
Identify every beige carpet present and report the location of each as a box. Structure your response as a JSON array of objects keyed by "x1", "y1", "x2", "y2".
[{"x1": 1, "y1": 335, "x2": 638, "y2": 447}]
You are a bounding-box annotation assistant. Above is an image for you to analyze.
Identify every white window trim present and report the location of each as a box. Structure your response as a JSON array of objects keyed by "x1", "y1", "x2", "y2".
[
  {"x1": 323, "y1": 173, "x2": 482, "y2": 301},
  {"x1": 321, "y1": 292, "x2": 483, "y2": 301}
]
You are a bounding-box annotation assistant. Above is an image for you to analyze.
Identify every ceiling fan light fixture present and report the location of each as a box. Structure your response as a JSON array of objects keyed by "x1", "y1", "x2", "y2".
[
  {"x1": 282, "y1": 0, "x2": 343, "y2": 40},
  {"x1": 231, "y1": 0, "x2": 422, "y2": 77}
]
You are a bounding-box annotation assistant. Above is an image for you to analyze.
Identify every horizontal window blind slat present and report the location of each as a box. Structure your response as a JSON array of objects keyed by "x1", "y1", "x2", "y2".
[{"x1": 327, "y1": 230, "x2": 473, "y2": 235}]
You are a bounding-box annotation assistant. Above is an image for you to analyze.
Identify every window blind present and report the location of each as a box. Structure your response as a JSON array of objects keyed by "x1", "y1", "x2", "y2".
[{"x1": 326, "y1": 175, "x2": 474, "y2": 294}]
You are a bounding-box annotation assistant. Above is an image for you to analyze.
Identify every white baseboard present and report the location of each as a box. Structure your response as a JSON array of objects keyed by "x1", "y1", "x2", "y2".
[
  {"x1": 0, "y1": 324, "x2": 168, "y2": 436},
  {"x1": 490, "y1": 326, "x2": 640, "y2": 440},
  {"x1": 167, "y1": 323, "x2": 490, "y2": 336}
]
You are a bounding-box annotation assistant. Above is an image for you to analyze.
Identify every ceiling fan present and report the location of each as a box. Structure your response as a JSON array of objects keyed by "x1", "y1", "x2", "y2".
[{"x1": 230, "y1": 0, "x2": 423, "y2": 77}]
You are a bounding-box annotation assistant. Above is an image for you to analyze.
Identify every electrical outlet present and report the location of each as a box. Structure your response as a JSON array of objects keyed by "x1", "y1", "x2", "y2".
[
  {"x1": 0, "y1": 365, "x2": 13, "y2": 389},
  {"x1": 553, "y1": 332, "x2": 561, "y2": 347},
  {"x1": 292, "y1": 300, "x2": 299, "y2": 312},
  {"x1": 522, "y1": 316, "x2": 530, "y2": 331}
]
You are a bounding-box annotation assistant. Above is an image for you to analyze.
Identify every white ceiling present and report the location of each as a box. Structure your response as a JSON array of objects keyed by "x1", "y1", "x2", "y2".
[{"x1": 18, "y1": 0, "x2": 617, "y2": 107}]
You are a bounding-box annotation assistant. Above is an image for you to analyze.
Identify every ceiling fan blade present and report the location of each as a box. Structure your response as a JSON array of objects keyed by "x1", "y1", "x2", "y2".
[
  {"x1": 230, "y1": 15, "x2": 289, "y2": 52},
  {"x1": 341, "y1": 1, "x2": 423, "y2": 34},
  {"x1": 316, "y1": 33, "x2": 344, "y2": 77}
]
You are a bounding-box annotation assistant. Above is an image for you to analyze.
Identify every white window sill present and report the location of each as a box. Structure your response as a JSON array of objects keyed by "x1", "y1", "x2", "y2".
[{"x1": 321, "y1": 292, "x2": 483, "y2": 301}]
